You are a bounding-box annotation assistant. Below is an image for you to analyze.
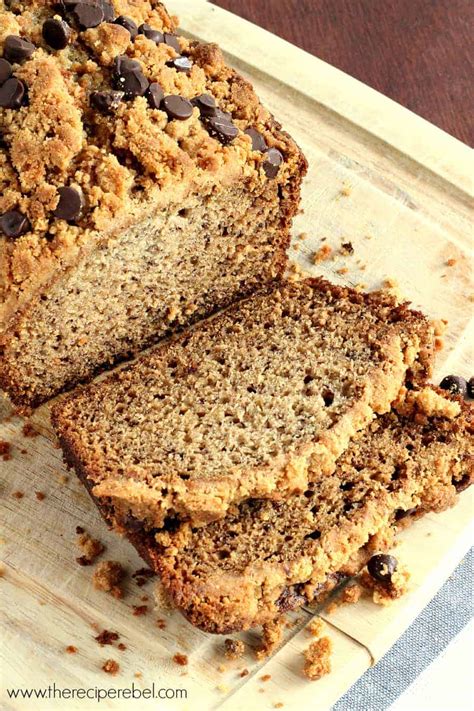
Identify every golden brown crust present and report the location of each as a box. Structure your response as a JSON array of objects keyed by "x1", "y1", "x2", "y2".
[{"x1": 0, "y1": 0, "x2": 305, "y2": 332}]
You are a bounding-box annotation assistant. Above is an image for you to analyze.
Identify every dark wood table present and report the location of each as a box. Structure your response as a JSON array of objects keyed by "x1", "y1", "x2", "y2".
[{"x1": 212, "y1": 0, "x2": 473, "y2": 147}]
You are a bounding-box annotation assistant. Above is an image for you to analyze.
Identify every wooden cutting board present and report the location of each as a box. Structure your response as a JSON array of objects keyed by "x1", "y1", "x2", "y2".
[{"x1": 1, "y1": 1, "x2": 472, "y2": 709}]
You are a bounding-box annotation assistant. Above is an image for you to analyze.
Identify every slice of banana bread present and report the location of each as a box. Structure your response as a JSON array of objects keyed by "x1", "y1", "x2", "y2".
[
  {"x1": 53, "y1": 278, "x2": 433, "y2": 529},
  {"x1": 0, "y1": 0, "x2": 306, "y2": 410},
  {"x1": 140, "y1": 388, "x2": 473, "y2": 633}
]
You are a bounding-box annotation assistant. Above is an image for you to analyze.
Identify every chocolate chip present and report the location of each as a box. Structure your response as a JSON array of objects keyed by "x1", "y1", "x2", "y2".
[
  {"x1": 90, "y1": 90, "x2": 123, "y2": 113},
  {"x1": 468, "y1": 377, "x2": 474, "y2": 399},
  {"x1": 112, "y1": 55, "x2": 149, "y2": 98},
  {"x1": 162, "y1": 95, "x2": 193, "y2": 121},
  {"x1": 244, "y1": 127, "x2": 268, "y2": 152},
  {"x1": 322, "y1": 388, "x2": 334, "y2": 406},
  {"x1": 0, "y1": 210, "x2": 31, "y2": 238},
  {"x1": 0, "y1": 77, "x2": 25, "y2": 109},
  {"x1": 42, "y1": 18, "x2": 71, "y2": 50},
  {"x1": 53, "y1": 186, "x2": 84, "y2": 221},
  {"x1": 439, "y1": 375, "x2": 467, "y2": 397},
  {"x1": 367, "y1": 554, "x2": 398, "y2": 583},
  {"x1": 146, "y1": 82, "x2": 164, "y2": 109},
  {"x1": 163, "y1": 33, "x2": 181, "y2": 52},
  {"x1": 0, "y1": 58, "x2": 12, "y2": 85},
  {"x1": 276, "y1": 587, "x2": 306, "y2": 613},
  {"x1": 168, "y1": 56, "x2": 192, "y2": 73},
  {"x1": 205, "y1": 110, "x2": 239, "y2": 145},
  {"x1": 137, "y1": 23, "x2": 164, "y2": 44},
  {"x1": 263, "y1": 147, "x2": 284, "y2": 178},
  {"x1": 114, "y1": 15, "x2": 138, "y2": 39},
  {"x1": 191, "y1": 93, "x2": 217, "y2": 116},
  {"x1": 72, "y1": 2, "x2": 104, "y2": 29},
  {"x1": 453, "y1": 473, "x2": 471, "y2": 493},
  {"x1": 98, "y1": 0, "x2": 115, "y2": 22},
  {"x1": 4, "y1": 35, "x2": 35, "y2": 63}
]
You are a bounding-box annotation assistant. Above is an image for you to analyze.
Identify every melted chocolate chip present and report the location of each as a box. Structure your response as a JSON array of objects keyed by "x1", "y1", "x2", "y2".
[
  {"x1": 205, "y1": 110, "x2": 238, "y2": 145},
  {"x1": 0, "y1": 77, "x2": 26, "y2": 109},
  {"x1": 114, "y1": 15, "x2": 138, "y2": 39},
  {"x1": 72, "y1": 2, "x2": 104, "y2": 29},
  {"x1": 263, "y1": 147, "x2": 284, "y2": 178},
  {"x1": 4, "y1": 35, "x2": 35, "y2": 63},
  {"x1": 112, "y1": 55, "x2": 149, "y2": 98},
  {"x1": 191, "y1": 93, "x2": 217, "y2": 116},
  {"x1": 138, "y1": 23, "x2": 164, "y2": 44},
  {"x1": 0, "y1": 210, "x2": 31, "y2": 238},
  {"x1": 146, "y1": 82, "x2": 164, "y2": 109},
  {"x1": 168, "y1": 56, "x2": 193, "y2": 73},
  {"x1": 90, "y1": 90, "x2": 124, "y2": 113},
  {"x1": 162, "y1": 94, "x2": 193, "y2": 121},
  {"x1": 42, "y1": 18, "x2": 71, "y2": 50},
  {"x1": 439, "y1": 375, "x2": 467, "y2": 397},
  {"x1": 367, "y1": 554, "x2": 398, "y2": 583},
  {"x1": 163, "y1": 33, "x2": 181, "y2": 52},
  {"x1": 0, "y1": 58, "x2": 12, "y2": 85},
  {"x1": 53, "y1": 186, "x2": 84, "y2": 221},
  {"x1": 244, "y1": 127, "x2": 268, "y2": 152}
]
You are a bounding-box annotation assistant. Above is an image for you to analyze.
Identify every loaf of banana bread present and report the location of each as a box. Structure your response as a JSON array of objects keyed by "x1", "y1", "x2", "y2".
[
  {"x1": 137, "y1": 388, "x2": 473, "y2": 633},
  {"x1": 53, "y1": 278, "x2": 433, "y2": 530},
  {"x1": 0, "y1": 0, "x2": 306, "y2": 409}
]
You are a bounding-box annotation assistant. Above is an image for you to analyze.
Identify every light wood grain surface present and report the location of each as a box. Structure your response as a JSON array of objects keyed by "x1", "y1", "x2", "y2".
[{"x1": 1, "y1": 1, "x2": 473, "y2": 709}]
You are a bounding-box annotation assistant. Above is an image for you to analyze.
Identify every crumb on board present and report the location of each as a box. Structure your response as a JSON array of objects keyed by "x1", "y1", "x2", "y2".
[
  {"x1": 341, "y1": 582, "x2": 363, "y2": 605},
  {"x1": 298, "y1": 232, "x2": 308, "y2": 241},
  {"x1": 76, "y1": 556, "x2": 93, "y2": 567},
  {"x1": 35, "y1": 491, "x2": 46, "y2": 501},
  {"x1": 260, "y1": 674, "x2": 271, "y2": 682},
  {"x1": 445, "y1": 258, "x2": 457, "y2": 267},
  {"x1": 93, "y1": 561, "x2": 125, "y2": 597},
  {"x1": 95, "y1": 630, "x2": 119, "y2": 646},
  {"x1": 432, "y1": 318, "x2": 448, "y2": 336},
  {"x1": 156, "y1": 618, "x2": 167, "y2": 629},
  {"x1": 118, "y1": 643, "x2": 126, "y2": 651},
  {"x1": 303, "y1": 637, "x2": 333, "y2": 681},
  {"x1": 65, "y1": 645, "x2": 77, "y2": 654},
  {"x1": 132, "y1": 567, "x2": 156, "y2": 587},
  {"x1": 22, "y1": 422, "x2": 38, "y2": 438},
  {"x1": 336, "y1": 267, "x2": 349, "y2": 275},
  {"x1": 59, "y1": 474, "x2": 69, "y2": 484},
  {"x1": 76, "y1": 526, "x2": 85, "y2": 535},
  {"x1": 360, "y1": 562, "x2": 410, "y2": 605},
  {"x1": 307, "y1": 618, "x2": 325, "y2": 637},
  {"x1": 274, "y1": 704, "x2": 284, "y2": 709},
  {"x1": 240, "y1": 668, "x2": 249, "y2": 678},
  {"x1": 224, "y1": 638, "x2": 245, "y2": 660},
  {"x1": 0, "y1": 563, "x2": 5, "y2": 576},
  {"x1": 140, "y1": 595, "x2": 149, "y2": 602},
  {"x1": 312, "y1": 244, "x2": 333, "y2": 264},
  {"x1": 383, "y1": 277, "x2": 399, "y2": 289},
  {"x1": 434, "y1": 337, "x2": 444, "y2": 352},
  {"x1": 339, "y1": 184, "x2": 352, "y2": 197},
  {"x1": 102, "y1": 659, "x2": 120, "y2": 675},
  {"x1": 256, "y1": 618, "x2": 284, "y2": 661},
  {"x1": 0, "y1": 441, "x2": 12, "y2": 461},
  {"x1": 218, "y1": 664, "x2": 226, "y2": 673},
  {"x1": 132, "y1": 605, "x2": 148, "y2": 616},
  {"x1": 77, "y1": 531, "x2": 105, "y2": 563},
  {"x1": 340, "y1": 241, "x2": 354, "y2": 255},
  {"x1": 134, "y1": 672, "x2": 142, "y2": 679},
  {"x1": 12, "y1": 490, "x2": 24, "y2": 499},
  {"x1": 173, "y1": 653, "x2": 188, "y2": 666}
]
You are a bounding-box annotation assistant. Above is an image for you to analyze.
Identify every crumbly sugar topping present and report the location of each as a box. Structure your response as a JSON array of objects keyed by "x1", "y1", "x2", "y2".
[{"x1": 0, "y1": 0, "x2": 299, "y2": 318}]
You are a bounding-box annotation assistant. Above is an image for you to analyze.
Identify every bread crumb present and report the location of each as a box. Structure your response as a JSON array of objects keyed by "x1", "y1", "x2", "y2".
[
  {"x1": 303, "y1": 637, "x2": 332, "y2": 681},
  {"x1": 298, "y1": 232, "x2": 308, "y2": 241},
  {"x1": 336, "y1": 267, "x2": 349, "y2": 275},
  {"x1": 173, "y1": 653, "x2": 188, "y2": 666},
  {"x1": 77, "y1": 531, "x2": 105, "y2": 563},
  {"x1": 445, "y1": 258, "x2": 457, "y2": 267},
  {"x1": 340, "y1": 241, "x2": 354, "y2": 255},
  {"x1": 156, "y1": 618, "x2": 167, "y2": 629},
  {"x1": 102, "y1": 659, "x2": 119, "y2": 675},
  {"x1": 134, "y1": 672, "x2": 142, "y2": 679},
  {"x1": 434, "y1": 337, "x2": 444, "y2": 352},
  {"x1": 35, "y1": 491, "x2": 46, "y2": 501},
  {"x1": 59, "y1": 474, "x2": 69, "y2": 484},
  {"x1": 383, "y1": 277, "x2": 398, "y2": 289},
  {"x1": 239, "y1": 668, "x2": 249, "y2": 678},
  {"x1": 65, "y1": 645, "x2": 77, "y2": 654},
  {"x1": 339, "y1": 185, "x2": 352, "y2": 197},
  {"x1": 12, "y1": 490, "x2": 24, "y2": 499},
  {"x1": 217, "y1": 664, "x2": 226, "y2": 673},
  {"x1": 360, "y1": 563, "x2": 410, "y2": 605},
  {"x1": 0, "y1": 441, "x2": 12, "y2": 461},
  {"x1": 307, "y1": 618, "x2": 325, "y2": 637},
  {"x1": 324, "y1": 601, "x2": 338, "y2": 615},
  {"x1": 224, "y1": 638, "x2": 245, "y2": 660},
  {"x1": 132, "y1": 605, "x2": 148, "y2": 616},
  {"x1": 95, "y1": 629, "x2": 119, "y2": 646},
  {"x1": 432, "y1": 319, "x2": 448, "y2": 337},
  {"x1": 75, "y1": 526, "x2": 85, "y2": 535},
  {"x1": 118, "y1": 643, "x2": 126, "y2": 651},
  {"x1": 312, "y1": 245, "x2": 332, "y2": 264},
  {"x1": 22, "y1": 422, "x2": 38, "y2": 438},
  {"x1": 341, "y1": 582, "x2": 363, "y2": 605},
  {"x1": 256, "y1": 618, "x2": 284, "y2": 660},
  {"x1": 260, "y1": 674, "x2": 271, "y2": 682},
  {"x1": 93, "y1": 561, "x2": 125, "y2": 597},
  {"x1": 274, "y1": 704, "x2": 284, "y2": 709}
]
